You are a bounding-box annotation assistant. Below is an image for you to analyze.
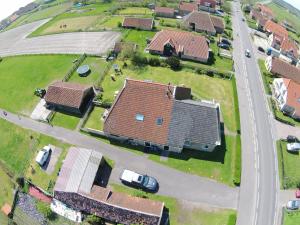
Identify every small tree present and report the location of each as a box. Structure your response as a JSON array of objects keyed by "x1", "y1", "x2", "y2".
[
  {"x1": 165, "y1": 56, "x2": 181, "y2": 70},
  {"x1": 36, "y1": 201, "x2": 55, "y2": 220},
  {"x1": 148, "y1": 57, "x2": 161, "y2": 66}
]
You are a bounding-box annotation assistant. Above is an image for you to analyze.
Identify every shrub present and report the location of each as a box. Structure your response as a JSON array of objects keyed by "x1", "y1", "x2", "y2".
[
  {"x1": 165, "y1": 56, "x2": 181, "y2": 70},
  {"x1": 86, "y1": 214, "x2": 104, "y2": 225},
  {"x1": 148, "y1": 57, "x2": 161, "y2": 66},
  {"x1": 117, "y1": 21, "x2": 122, "y2": 28},
  {"x1": 131, "y1": 53, "x2": 148, "y2": 66},
  {"x1": 227, "y1": 214, "x2": 237, "y2": 225},
  {"x1": 0, "y1": 57, "x2": 2, "y2": 63},
  {"x1": 23, "y1": 181, "x2": 29, "y2": 193},
  {"x1": 233, "y1": 136, "x2": 241, "y2": 186},
  {"x1": 36, "y1": 201, "x2": 54, "y2": 220}
]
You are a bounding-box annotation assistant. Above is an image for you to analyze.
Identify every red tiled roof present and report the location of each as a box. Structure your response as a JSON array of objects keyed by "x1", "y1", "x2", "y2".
[
  {"x1": 284, "y1": 78, "x2": 300, "y2": 116},
  {"x1": 104, "y1": 79, "x2": 175, "y2": 145},
  {"x1": 264, "y1": 20, "x2": 288, "y2": 39},
  {"x1": 197, "y1": 0, "x2": 217, "y2": 8},
  {"x1": 271, "y1": 57, "x2": 300, "y2": 83},
  {"x1": 257, "y1": 3, "x2": 274, "y2": 18},
  {"x1": 211, "y1": 15, "x2": 224, "y2": 30},
  {"x1": 45, "y1": 81, "x2": 92, "y2": 109},
  {"x1": 183, "y1": 11, "x2": 216, "y2": 33},
  {"x1": 122, "y1": 17, "x2": 153, "y2": 30},
  {"x1": 281, "y1": 38, "x2": 299, "y2": 58},
  {"x1": 148, "y1": 30, "x2": 209, "y2": 60},
  {"x1": 179, "y1": 2, "x2": 198, "y2": 13},
  {"x1": 155, "y1": 6, "x2": 175, "y2": 15}
]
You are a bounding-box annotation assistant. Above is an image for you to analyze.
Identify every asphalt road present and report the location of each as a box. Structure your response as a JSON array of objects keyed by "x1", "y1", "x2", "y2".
[
  {"x1": 0, "y1": 109, "x2": 239, "y2": 209},
  {"x1": 0, "y1": 20, "x2": 121, "y2": 57},
  {"x1": 232, "y1": 1, "x2": 279, "y2": 225}
]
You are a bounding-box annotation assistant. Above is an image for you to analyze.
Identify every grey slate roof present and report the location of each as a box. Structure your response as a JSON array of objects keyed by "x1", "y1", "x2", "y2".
[
  {"x1": 168, "y1": 100, "x2": 221, "y2": 148},
  {"x1": 54, "y1": 147, "x2": 103, "y2": 194}
]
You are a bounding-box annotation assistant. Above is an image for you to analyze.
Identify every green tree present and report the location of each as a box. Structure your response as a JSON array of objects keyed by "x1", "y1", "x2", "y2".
[{"x1": 165, "y1": 56, "x2": 181, "y2": 70}]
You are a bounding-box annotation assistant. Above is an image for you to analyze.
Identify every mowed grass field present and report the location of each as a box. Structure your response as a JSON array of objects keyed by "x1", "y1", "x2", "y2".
[
  {"x1": 117, "y1": 7, "x2": 153, "y2": 15},
  {"x1": 84, "y1": 106, "x2": 106, "y2": 131},
  {"x1": 40, "y1": 15, "x2": 101, "y2": 35},
  {"x1": 112, "y1": 184, "x2": 237, "y2": 225},
  {"x1": 5, "y1": 2, "x2": 72, "y2": 31},
  {"x1": 0, "y1": 55, "x2": 78, "y2": 115},
  {"x1": 30, "y1": 2, "x2": 114, "y2": 36}
]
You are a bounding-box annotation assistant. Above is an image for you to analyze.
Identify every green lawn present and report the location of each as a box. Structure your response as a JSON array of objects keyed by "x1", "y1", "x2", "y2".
[
  {"x1": 111, "y1": 184, "x2": 237, "y2": 225},
  {"x1": 258, "y1": 59, "x2": 273, "y2": 95},
  {"x1": 68, "y1": 56, "x2": 108, "y2": 85},
  {"x1": 84, "y1": 107, "x2": 106, "y2": 131},
  {"x1": 30, "y1": 2, "x2": 114, "y2": 36},
  {"x1": 51, "y1": 112, "x2": 81, "y2": 130},
  {"x1": 0, "y1": 212, "x2": 8, "y2": 225},
  {"x1": 96, "y1": 15, "x2": 124, "y2": 29},
  {"x1": 117, "y1": 7, "x2": 153, "y2": 15},
  {"x1": 5, "y1": 2, "x2": 72, "y2": 31},
  {"x1": 283, "y1": 210, "x2": 300, "y2": 225},
  {"x1": 0, "y1": 168, "x2": 14, "y2": 208},
  {"x1": 101, "y1": 61, "x2": 238, "y2": 132},
  {"x1": 148, "y1": 135, "x2": 239, "y2": 185},
  {"x1": 0, "y1": 55, "x2": 78, "y2": 115},
  {"x1": 277, "y1": 140, "x2": 300, "y2": 189},
  {"x1": 123, "y1": 30, "x2": 156, "y2": 50}
]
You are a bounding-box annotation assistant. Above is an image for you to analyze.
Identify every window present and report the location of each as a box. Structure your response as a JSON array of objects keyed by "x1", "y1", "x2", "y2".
[
  {"x1": 156, "y1": 117, "x2": 163, "y2": 125},
  {"x1": 135, "y1": 114, "x2": 144, "y2": 121}
]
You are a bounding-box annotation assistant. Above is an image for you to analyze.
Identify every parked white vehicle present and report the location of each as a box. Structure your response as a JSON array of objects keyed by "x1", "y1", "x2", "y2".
[
  {"x1": 287, "y1": 142, "x2": 300, "y2": 152},
  {"x1": 287, "y1": 200, "x2": 300, "y2": 210},
  {"x1": 35, "y1": 145, "x2": 51, "y2": 166}
]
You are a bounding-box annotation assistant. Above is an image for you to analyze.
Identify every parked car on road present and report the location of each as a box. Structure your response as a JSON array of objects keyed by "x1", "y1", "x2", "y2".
[
  {"x1": 120, "y1": 169, "x2": 158, "y2": 192},
  {"x1": 287, "y1": 200, "x2": 300, "y2": 210},
  {"x1": 287, "y1": 135, "x2": 299, "y2": 143},
  {"x1": 245, "y1": 49, "x2": 251, "y2": 57},
  {"x1": 287, "y1": 142, "x2": 300, "y2": 152},
  {"x1": 257, "y1": 47, "x2": 265, "y2": 53},
  {"x1": 218, "y1": 43, "x2": 230, "y2": 50},
  {"x1": 36, "y1": 145, "x2": 51, "y2": 166}
]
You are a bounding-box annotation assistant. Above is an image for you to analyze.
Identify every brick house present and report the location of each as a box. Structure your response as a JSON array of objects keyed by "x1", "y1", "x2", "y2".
[
  {"x1": 155, "y1": 6, "x2": 175, "y2": 18},
  {"x1": 122, "y1": 17, "x2": 154, "y2": 30}
]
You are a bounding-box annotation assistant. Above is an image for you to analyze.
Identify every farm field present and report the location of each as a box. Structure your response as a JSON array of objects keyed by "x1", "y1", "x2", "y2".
[{"x1": 0, "y1": 55, "x2": 78, "y2": 115}]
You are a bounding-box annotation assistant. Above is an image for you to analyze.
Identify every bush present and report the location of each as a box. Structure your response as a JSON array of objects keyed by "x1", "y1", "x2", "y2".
[
  {"x1": 0, "y1": 57, "x2": 2, "y2": 63},
  {"x1": 233, "y1": 136, "x2": 241, "y2": 186},
  {"x1": 227, "y1": 214, "x2": 237, "y2": 225},
  {"x1": 165, "y1": 56, "x2": 181, "y2": 70},
  {"x1": 148, "y1": 57, "x2": 161, "y2": 66},
  {"x1": 23, "y1": 181, "x2": 29, "y2": 193},
  {"x1": 36, "y1": 201, "x2": 55, "y2": 220},
  {"x1": 131, "y1": 53, "x2": 148, "y2": 66},
  {"x1": 86, "y1": 214, "x2": 104, "y2": 225},
  {"x1": 117, "y1": 21, "x2": 122, "y2": 28}
]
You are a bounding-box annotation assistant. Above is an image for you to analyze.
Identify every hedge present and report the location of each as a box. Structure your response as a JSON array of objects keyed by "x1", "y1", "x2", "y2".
[{"x1": 233, "y1": 135, "x2": 241, "y2": 186}]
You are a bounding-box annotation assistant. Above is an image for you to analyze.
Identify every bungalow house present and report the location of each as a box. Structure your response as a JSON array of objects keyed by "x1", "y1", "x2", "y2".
[
  {"x1": 273, "y1": 78, "x2": 300, "y2": 120},
  {"x1": 183, "y1": 11, "x2": 216, "y2": 35},
  {"x1": 197, "y1": 0, "x2": 217, "y2": 13},
  {"x1": 155, "y1": 6, "x2": 175, "y2": 18},
  {"x1": 104, "y1": 79, "x2": 221, "y2": 153},
  {"x1": 147, "y1": 30, "x2": 210, "y2": 63},
  {"x1": 178, "y1": 1, "x2": 198, "y2": 16},
  {"x1": 44, "y1": 81, "x2": 94, "y2": 116},
  {"x1": 249, "y1": 10, "x2": 268, "y2": 30},
  {"x1": 54, "y1": 147, "x2": 164, "y2": 225},
  {"x1": 265, "y1": 56, "x2": 300, "y2": 83},
  {"x1": 264, "y1": 20, "x2": 288, "y2": 40},
  {"x1": 122, "y1": 17, "x2": 154, "y2": 30}
]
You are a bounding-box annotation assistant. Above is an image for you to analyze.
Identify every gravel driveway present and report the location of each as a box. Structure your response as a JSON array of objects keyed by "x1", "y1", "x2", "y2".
[{"x1": 0, "y1": 20, "x2": 121, "y2": 57}]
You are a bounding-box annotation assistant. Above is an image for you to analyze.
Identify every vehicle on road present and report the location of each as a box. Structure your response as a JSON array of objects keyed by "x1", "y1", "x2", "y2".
[
  {"x1": 120, "y1": 169, "x2": 158, "y2": 192},
  {"x1": 287, "y1": 135, "x2": 299, "y2": 143},
  {"x1": 287, "y1": 142, "x2": 300, "y2": 152},
  {"x1": 242, "y1": 18, "x2": 245, "y2": 21},
  {"x1": 218, "y1": 43, "x2": 230, "y2": 50},
  {"x1": 36, "y1": 145, "x2": 51, "y2": 166},
  {"x1": 286, "y1": 200, "x2": 300, "y2": 210},
  {"x1": 245, "y1": 49, "x2": 251, "y2": 57}
]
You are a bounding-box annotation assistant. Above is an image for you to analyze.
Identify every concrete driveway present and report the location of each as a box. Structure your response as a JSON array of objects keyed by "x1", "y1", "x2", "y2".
[{"x1": 0, "y1": 20, "x2": 121, "y2": 57}]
